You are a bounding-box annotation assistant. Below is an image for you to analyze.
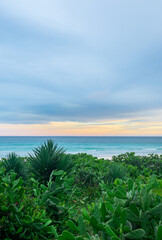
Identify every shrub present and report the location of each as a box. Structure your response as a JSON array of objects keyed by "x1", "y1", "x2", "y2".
[
  {"x1": 28, "y1": 140, "x2": 65, "y2": 184},
  {"x1": 60, "y1": 176, "x2": 162, "y2": 240},
  {"x1": 112, "y1": 152, "x2": 162, "y2": 177},
  {"x1": 57, "y1": 154, "x2": 74, "y2": 176},
  {"x1": 104, "y1": 162, "x2": 127, "y2": 183},
  {"x1": 2, "y1": 153, "x2": 27, "y2": 179},
  {"x1": 0, "y1": 170, "x2": 58, "y2": 239},
  {"x1": 75, "y1": 169, "x2": 96, "y2": 186},
  {"x1": 72, "y1": 153, "x2": 110, "y2": 187}
]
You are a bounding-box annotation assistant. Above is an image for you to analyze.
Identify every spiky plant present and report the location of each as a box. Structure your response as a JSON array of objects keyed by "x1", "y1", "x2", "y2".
[
  {"x1": 28, "y1": 140, "x2": 66, "y2": 184},
  {"x1": 105, "y1": 162, "x2": 127, "y2": 183},
  {"x1": 57, "y1": 154, "x2": 74, "y2": 175},
  {"x1": 2, "y1": 152, "x2": 26, "y2": 179}
]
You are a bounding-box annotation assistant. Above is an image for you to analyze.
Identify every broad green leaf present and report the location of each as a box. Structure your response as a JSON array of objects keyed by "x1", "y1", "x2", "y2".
[
  {"x1": 67, "y1": 220, "x2": 79, "y2": 233},
  {"x1": 33, "y1": 223, "x2": 43, "y2": 229},
  {"x1": 128, "y1": 179, "x2": 134, "y2": 191},
  {"x1": 121, "y1": 209, "x2": 127, "y2": 226},
  {"x1": 96, "y1": 222, "x2": 105, "y2": 231},
  {"x1": 82, "y1": 208, "x2": 90, "y2": 220},
  {"x1": 53, "y1": 187, "x2": 64, "y2": 195},
  {"x1": 1, "y1": 206, "x2": 8, "y2": 211},
  {"x1": 60, "y1": 230, "x2": 75, "y2": 240},
  {"x1": 78, "y1": 215, "x2": 85, "y2": 235},
  {"x1": 149, "y1": 204, "x2": 162, "y2": 216},
  {"x1": 126, "y1": 220, "x2": 132, "y2": 231},
  {"x1": 51, "y1": 226, "x2": 58, "y2": 238},
  {"x1": 93, "y1": 205, "x2": 101, "y2": 222},
  {"x1": 16, "y1": 227, "x2": 23, "y2": 233},
  {"x1": 101, "y1": 203, "x2": 106, "y2": 221},
  {"x1": 157, "y1": 225, "x2": 162, "y2": 240},
  {"x1": 125, "y1": 229, "x2": 145, "y2": 239},
  {"x1": 22, "y1": 215, "x2": 32, "y2": 223},
  {"x1": 111, "y1": 237, "x2": 119, "y2": 240},
  {"x1": 105, "y1": 225, "x2": 118, "y2": 237},
  {"x1": 115, "y1": 190, "x2": 127, "y2": 199},
  {"x1": 90, "y1": 216, "x2": 98, "y2": 227},
  {"x1": 45, "y1": 226, "x2": 58, "y2": 238},
  {"x1": 126, "y1": 209, "x2": 140, "y2": 223},
  {"x1": 107, "y1": 189, "x2": 114, "y2": 197},
  {"x1": 129, "y1": 203, "x2": 139, "y2": 216},
  {"x1": 113, "y1": 197, "x2": 125, "y2": 205},
  {"x1": 105, "y1": 201, "x2": 114, "y2": 212},
  {"x1": 43, "y1": 219, "x2": 52, "y2": 227},
  {"x1": 12, "y1": 178, "x2": 23, "y2": 189},
  {"x1": 114, "y1": 178, "x2": 123, "y2": 185},
  {"x1": 53, "y1": 170, "x2": 64, "y2": 176}
]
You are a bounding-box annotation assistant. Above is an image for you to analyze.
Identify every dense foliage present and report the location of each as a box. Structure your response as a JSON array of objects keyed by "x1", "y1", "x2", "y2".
[
  {"x1": 28, "y1": 140, "x2": 73, "y2": 184},
  {"x1": 112, "y1": 152, "x2": 162, "y2": 177},
  {"x1": 2, "y1": 153, "x2": 27, "y2": 179},
  {"x1": 0, "y1": 141, "x2": 162, "y2": 239}
]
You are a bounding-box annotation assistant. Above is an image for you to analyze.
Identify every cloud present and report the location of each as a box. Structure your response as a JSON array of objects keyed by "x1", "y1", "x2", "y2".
[{"x1": 0, "y1": 0, "x2": 162, "y2": 129}]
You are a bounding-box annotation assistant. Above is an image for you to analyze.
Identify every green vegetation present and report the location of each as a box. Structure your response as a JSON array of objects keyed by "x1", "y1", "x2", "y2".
[
  {"x1": 0, "y1": 142, "x2": 162, "y2": 239},
  {"x1": 2, "y1": 153, "x2": 27, "y2": 179},
  {"x1": 28, "y1": 140, "x2": 67, "y2": 184}
]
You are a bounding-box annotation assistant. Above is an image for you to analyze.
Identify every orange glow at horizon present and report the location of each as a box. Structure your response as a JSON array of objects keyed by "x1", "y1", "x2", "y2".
[{"x1": 0, "y1": 119, "x2": 162, "y2": 136}]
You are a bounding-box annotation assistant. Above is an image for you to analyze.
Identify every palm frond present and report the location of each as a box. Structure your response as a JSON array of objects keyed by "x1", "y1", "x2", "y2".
[
  {"x1": 104, "y1": 162, "x2": 127, "y2": 183},
  {"x1": 2, "y1": 152, "x2": 26, "y2": 179},
  {"x1": 28, "y1": 140, "x2": 66, "y2": 184}
]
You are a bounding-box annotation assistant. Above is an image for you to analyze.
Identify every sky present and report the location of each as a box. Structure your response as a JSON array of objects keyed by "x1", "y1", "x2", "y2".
[{"x1": 0, "y1": 0, "x2": 162, "y2": 136}]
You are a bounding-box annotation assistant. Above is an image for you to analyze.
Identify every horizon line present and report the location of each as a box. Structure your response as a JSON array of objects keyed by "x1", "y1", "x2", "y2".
[{"x1": 0, "y1": 135, "x2": 162, "y2": 137}]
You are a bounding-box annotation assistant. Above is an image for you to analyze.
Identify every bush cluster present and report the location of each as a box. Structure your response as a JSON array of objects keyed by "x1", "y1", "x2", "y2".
[{"x1": 0, "y1": 140, "x2": 161, "y2": 239}]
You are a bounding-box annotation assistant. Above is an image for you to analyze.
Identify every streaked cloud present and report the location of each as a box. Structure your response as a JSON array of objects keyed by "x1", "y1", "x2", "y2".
[
  {"x1": 0, "y1": 1, "x2": 162, "y2": 135},
  {"x1": 1, "y1": 117, "x2": 162, "y2": 136}
]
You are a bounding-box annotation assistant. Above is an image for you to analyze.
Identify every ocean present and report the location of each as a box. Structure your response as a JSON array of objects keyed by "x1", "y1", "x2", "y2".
[{"x1": 0, "y1": 136, "x2": 162, "y2": 159}]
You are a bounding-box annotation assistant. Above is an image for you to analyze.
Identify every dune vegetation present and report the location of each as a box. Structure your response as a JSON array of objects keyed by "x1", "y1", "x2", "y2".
[{"x1": 0, "y1": 140, "x2": 161, "y2": 240}]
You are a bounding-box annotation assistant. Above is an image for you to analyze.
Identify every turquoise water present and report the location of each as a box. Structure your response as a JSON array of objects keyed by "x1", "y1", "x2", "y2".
[{"x1": 0, "y1": 136, "x2": 162, "y2": 159}]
